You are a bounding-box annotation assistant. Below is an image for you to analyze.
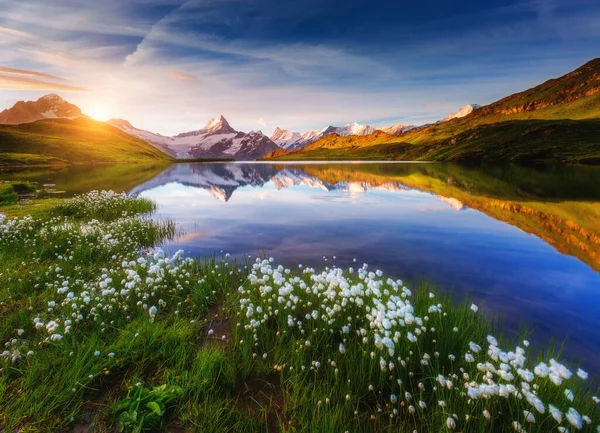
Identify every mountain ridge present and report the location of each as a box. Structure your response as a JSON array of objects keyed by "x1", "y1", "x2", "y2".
[{"x1": 264, "y1": 58, "x2": 600, "y2": 163}]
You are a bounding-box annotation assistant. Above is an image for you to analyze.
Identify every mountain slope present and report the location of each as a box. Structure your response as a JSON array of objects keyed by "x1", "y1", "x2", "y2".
[
  {"x1": 265, "y1": 58, "x2": 600, "y2": 163},
  {"x1": 107, "y1": 119, "x2": 177, "y2": 157},
  {"x1": 110, "y1": 115, "x2": 279, "y2": 160},
  {"x1": 270, "y1": 122, "x2": 377, "y2": 150},
  {"x1": 0, "y1": 94, "x2": 84, "y2": 125},
  {"x1": 0, "y1": 118, "x2": 173, "y2": 165}
]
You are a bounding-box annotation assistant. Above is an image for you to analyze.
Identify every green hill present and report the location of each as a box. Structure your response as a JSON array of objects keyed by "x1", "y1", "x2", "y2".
[
  {"x1": 0, "y1": 118, "x2": 173, "y2": 165},
  {"x1": 265, "y1": 58, "x2": 600, "y2": 163}
]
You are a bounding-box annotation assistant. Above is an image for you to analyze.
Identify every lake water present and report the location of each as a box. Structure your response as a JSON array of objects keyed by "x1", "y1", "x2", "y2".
[{"x1": 3, "y1": 162, "x2": 600, "y2": 373}]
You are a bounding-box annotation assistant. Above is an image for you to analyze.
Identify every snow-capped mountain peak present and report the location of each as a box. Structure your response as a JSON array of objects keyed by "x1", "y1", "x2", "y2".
[
  {"x1": 0, "y1": 93, "x2": 84, "y2": 125},
  {"x1": 203, "y1": 114, "x2": 235, "y2": 135},
  {"x1": 443, "y1": 104, "x2": 481, "y2": 121},
  {"x1": 110, "y1": 115, "x2": 278, "y2": 160}
]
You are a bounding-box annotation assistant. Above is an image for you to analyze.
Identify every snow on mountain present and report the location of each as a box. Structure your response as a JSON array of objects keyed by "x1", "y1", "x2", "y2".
[
  {"x1": 270, "y1": 122, "x2": 377, "y2": 149},
  {"x1": 0, "y1": 94, "x2": 84, "y2": 125},
  {"x1": 443, "y1": 104, "x2": 481, "y2": 122},
  {"x1": 130, "y1": 164, "x2": 414, "y2": 202},
  {"x1": 107, "y1": 119, "x2": 177, "y2": 157},
  {"x1": 109, "y1": 115, "x2": 279, "y2": 160},
  {"x1": 379, "y1": 124, "x2": 415, "y2": 135}
]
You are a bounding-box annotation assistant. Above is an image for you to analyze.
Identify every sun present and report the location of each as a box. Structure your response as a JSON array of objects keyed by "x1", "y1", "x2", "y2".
[{"x1": 87, "y1": 106, "x2": 110, "y2": 121}]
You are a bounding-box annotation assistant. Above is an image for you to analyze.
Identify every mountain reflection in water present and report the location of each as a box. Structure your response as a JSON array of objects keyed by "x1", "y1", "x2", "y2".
[{"x1": 2, "y1": 161, "x2": 600, "y2": 373}]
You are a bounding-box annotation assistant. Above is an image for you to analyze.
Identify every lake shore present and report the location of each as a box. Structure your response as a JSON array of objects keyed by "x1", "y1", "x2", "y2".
[{"x1": 1, "y1": 190, "x2": 598, "y2": 432}]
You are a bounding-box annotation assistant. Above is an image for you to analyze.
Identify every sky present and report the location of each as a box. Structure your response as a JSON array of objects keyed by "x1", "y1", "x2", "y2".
[{"x1": 0, "y1": 0, "x2": 599, "y2": 136}]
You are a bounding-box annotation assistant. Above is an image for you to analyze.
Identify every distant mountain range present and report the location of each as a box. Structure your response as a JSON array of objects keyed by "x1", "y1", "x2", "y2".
[
  {"x1": 129, "y1": 163, "x2": 435, "y2": 204},
  {"x1": 0, "y1": 93, "x2": 474, "y2": 161},
  {"x1": 1, "y1": 57, "x2": 599, "y2": 165},
  {"x1": 264, "y1": 58, "x2": 600, "y2": 163},
  {"x1": 107, "y1": 116, "x2": 278, "y2": 160}
]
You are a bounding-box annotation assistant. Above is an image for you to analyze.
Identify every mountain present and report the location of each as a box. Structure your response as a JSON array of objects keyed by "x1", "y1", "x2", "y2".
[
  {"x1": 270, "y1": 122, "x2": 376, "y2": 150},
  {"x1": 130, "y1": 162, "x2": 411, "y2": 202},
  {"x1": 442, "y1": 104, "x2": 481, "y2": 122},
  {"x1": 0, "y1": 94, "x2": 84, "y2": 125},
  {"x1": 0, "y1": 117, "x2": 172, "y2": 165},
  {"x1": 264, "y1": 58, "x2": 600, "y2": 164},
  {"x1": 110, "y1": 115, "x2": 279, "y2": 160},
  {"x1": 107, "y1": 119, "x2": 177, "y2": 157},
  {"x1": 379, "y1": 124, "x2": 415, "y2": 135}
]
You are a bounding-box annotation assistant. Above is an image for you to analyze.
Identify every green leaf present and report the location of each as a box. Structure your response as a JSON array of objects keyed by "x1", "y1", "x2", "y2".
[{"x1": 146, "y1": 401, "x2": 163, "y2": 416}]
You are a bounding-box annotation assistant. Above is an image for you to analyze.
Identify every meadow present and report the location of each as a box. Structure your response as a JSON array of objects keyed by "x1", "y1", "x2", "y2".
[{"x1": 0, "y1": 188, "x2": 598, "y2": 432}]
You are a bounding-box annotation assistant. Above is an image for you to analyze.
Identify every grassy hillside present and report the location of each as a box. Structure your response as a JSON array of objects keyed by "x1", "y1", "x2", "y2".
[
  {"x1": 266, "y1": 58, "x2": 600, "y2": 163},
  {"x1": 0, "y1": 118, "x2": 173, "y2": 165}
]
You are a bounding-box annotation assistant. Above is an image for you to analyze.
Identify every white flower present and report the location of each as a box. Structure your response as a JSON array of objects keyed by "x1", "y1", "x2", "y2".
[
  {"x1": 148, "y1": 305, "x2": 157, "y2": 321},
  {"x1": 465, "y1": 353, "x2": 475, "y2": 363},
  {"x1": 470, "y1": 304, "x2": 479, "y2": 313},
  {"x1": 564, "y1": 389, "x2": 574, "y2": 401},
  {"x1": 468, "y1": 341, "x2": 481, "y2": 353},
  {"x1": 576, "y1": 368, "x2": 588, "y2": 380},
  {"x1": 549, "y1": 405, "x2": 562, "y2": 423},
  {"x1": 339, "y1": 343, "x2": 346, "y2": 354},
  {"x1": 483, "y1": 410, "x2": 491, "y2": 420},
  {"x1": 446, "y1": 417, "x2": 456, "y2": 430},
  {"x1": 523, "y1": 411, "x2": 535, "y2": 423},
  {"x1": 566, "y1": 407, "x2": 582, "y2": 429}
]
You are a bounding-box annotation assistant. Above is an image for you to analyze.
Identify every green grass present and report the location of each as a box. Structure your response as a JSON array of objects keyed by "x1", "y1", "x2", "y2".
[
  {"x1": 269, "y1": 119, "x2": 600, "y2": 163},
  {"x1": 0, "y1": 181, "x2": 36, "y2": 205},
  {"x1": 0, "y1": 118, "x2": 173, "y2": 165},
  {"x1": 0, "y1": 191, "x2": 598, "y2": 432},
  {"x1": 267, "y1": 58, "x2": 600, "y2": 163}
]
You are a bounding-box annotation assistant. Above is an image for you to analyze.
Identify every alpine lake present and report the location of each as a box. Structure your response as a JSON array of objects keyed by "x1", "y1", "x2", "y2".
[{"x1": 2, "y1": 161, "x2": 599, "y2": 375}]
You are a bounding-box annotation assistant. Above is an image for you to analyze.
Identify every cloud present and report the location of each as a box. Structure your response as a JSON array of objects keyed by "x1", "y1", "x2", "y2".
[
  {"x1": 0, "y1": 26, "x2": 35, "y2": 39},
  {"x1": 0, "y1": 66, "x2": 66, "y2": 81},
  {"x1": 0, "y1": 75, "x2": 88, "y2": 92},
  {"x1": 166, "y1": 70, "x2": 199, "y2": 81}
]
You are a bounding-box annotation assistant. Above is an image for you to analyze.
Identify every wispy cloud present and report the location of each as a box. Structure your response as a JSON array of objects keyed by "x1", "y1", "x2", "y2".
[
  {"x1": 0, "y1": 66, "x2": 66, "y2": 81},
  {"x1": 0, "y1": 74, "x2": 88, "y2": 92},
  {"x1": 166, "y1": 70, "x2": 199, "y2": 81},
  {"x1": 0, "y1": 0, "x2": 598, "y2": 134}
]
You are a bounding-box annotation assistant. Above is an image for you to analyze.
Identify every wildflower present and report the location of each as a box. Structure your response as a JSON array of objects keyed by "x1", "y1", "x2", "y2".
[
  {"x1": 470, "y1": 304, "x2": 479, "y2": 313},
  {"x1": 390, "y1": 394, "x2": 398, "y2": 404},
  {"x1": 419, "y1": 400, "x2": 426, "y2": 409},
  {"x1": 549, "y1": 405, "x2": 562, "y2": 423},
  {"x1": 339, "y1": 343, "x2": 346, "y2": 354},
  {"x1": 148, "y1": 305, "x2": 157, "y2": 321},
  {"x1": 576, "y1": 368, "x2": 588, "y2": 380},
  {"x1": 483, "y1": 410, "x2": 491, "y2": 420},
  {"x1": 465, "y1": 353, "x2": 474, "y2": 363},
  {"x1": 523, "y1": 411, "x2": 535, "y2": 423},
  {"x1": 468, "y1": 341, "x2": 481, "y2": 353},
  {"x1": 446, "y1": 417, "x2": 456, "y2": 430},
  {"x1": 564, "y1": 389, "x2": 574, "y2": 402},
  {"x1": 566, "y1": 408, "x2": 582, "y2": 429}
]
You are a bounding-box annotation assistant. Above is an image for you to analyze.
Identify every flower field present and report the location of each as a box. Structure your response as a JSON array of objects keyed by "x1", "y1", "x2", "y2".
[{"x1": 0, "y1": 191, "x2": 598, "y2": 432}]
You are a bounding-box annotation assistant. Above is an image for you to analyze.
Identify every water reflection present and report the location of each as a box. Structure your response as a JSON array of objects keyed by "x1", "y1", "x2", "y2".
[
  {"x1": 132, "y1": 162, "x2": 600, "y2": 373},
  {"x1": 2, "y1": 161, "x2": 600, "y2": 373}
]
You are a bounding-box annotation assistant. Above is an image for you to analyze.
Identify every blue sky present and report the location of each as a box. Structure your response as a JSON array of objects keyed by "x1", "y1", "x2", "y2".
[{"x1": 0, "y1": 0, "x2": 599, "y2": 135}]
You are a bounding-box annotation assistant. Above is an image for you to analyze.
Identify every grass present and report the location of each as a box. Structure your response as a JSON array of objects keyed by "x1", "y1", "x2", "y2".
[
  {"x1": 0, "y1": 118, "x2": 173, "y2": 165},
  {"x1": 0, "y1": 192, "x2": 598, "y2": 432},
  {"x1": 267, "y1": 119, "x2": 600, "y2": 163},
  {"x1": 266, "y1": 58, "x2": 600, "y2": 164},
  {"x1": 0, "y1": 181, "x2": 36, "y2": 205}
]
